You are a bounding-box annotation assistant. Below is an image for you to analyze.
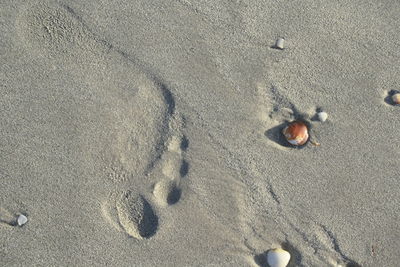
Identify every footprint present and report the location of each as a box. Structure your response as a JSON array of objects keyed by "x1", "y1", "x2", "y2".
[
  {"x1": 153, "y1": 116, "x2": 189, "y2": 206},
  {"x1": 153, "y1": 179, "x2": 181, "y2": 206},
  {"x1": 102, "y1": 191, "x2": 158, "y2": 239},
  {"x1": 116, "y1": 191, "x2": 158, "y2": 239},
  {"x1": 16, "y1": 1, "x2": 177, "y2": 239},
  {"x1": 16, "y1": 1, "x2": 173, "y2": 178}
]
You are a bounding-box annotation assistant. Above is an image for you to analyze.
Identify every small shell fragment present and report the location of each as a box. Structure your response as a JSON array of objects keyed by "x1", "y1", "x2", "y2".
[
  {"x1": 282, "y1": 120, "x2": 309, "y2": 146},
  {"x1": 267, "y1": 248, "x2": 291, "y2": 267},
  {"x1": 17, "y1": 214, "x2": 28, "y2": 226},
  {"x1": 275, "y1": 38, "x2": 285, "y2": 50},
  {"x1": 317, "y1": 111, "x2": 328, "y2": 122},
  {"x1": 392, "y1": 93, "x2": 400, "y2": 105}
]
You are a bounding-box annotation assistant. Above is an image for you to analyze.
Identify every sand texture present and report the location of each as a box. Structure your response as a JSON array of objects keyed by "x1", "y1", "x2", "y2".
[{"x1": 1, "y1": 0, "x2": 399, "y2": 266}]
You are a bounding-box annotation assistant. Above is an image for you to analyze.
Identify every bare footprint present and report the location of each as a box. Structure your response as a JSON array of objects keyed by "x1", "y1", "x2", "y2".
[
  {"x1": 153, "y1": 115, "x2": 189, "y2": 206},
  {"x1": 16, "y1": 1, "x2": 178, "y2": 239},
  {"x1": 153, "y1": 179, "x2": 181, "y2": 206},
  {"x1": 116, "y1": 191, "x2": 158, "y2": 239},
  {"x1": 101, "y1": 191, "x2": 158, "y2": 239},
  {"x1": 16, "y1": 0, "x2": 173, "y2": 177}
]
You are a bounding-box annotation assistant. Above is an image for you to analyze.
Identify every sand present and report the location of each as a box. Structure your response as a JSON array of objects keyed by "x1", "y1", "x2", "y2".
[{"x1": 0, "y1": 0, "x2": 399, "y2": 266}]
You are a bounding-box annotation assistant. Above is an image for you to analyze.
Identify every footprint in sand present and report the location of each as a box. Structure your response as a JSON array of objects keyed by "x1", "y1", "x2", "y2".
[
  {"x1": 16, "y1": 1, "x2": 188, "y2": 239},
  {"x1": 152, "y1": 121, "x2": 189, "y2": 206}
]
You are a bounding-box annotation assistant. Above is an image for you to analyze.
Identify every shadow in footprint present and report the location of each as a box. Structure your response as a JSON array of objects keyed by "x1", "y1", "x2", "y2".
[
  {"x1": 180, "y1": 160, "x2": 189, "y2": 177},
  {"x1": 116, "y1": 191, "x2": 158, "y2": 239},
  {"x1": 167, "y1": 187, "x2": 182, "y2": 205},
  {"x1": 159, "y1": 83, "x2": 176, "y2": 115},
  {"x1": 138, "y1": 198, "x2": 158, "y2": 238},
  {"x1": 180, "y1": 135, "x2": 189, "y2": 151},
  {"x1": 384, "y1": 90, "x2": 400, "y2": 105}
]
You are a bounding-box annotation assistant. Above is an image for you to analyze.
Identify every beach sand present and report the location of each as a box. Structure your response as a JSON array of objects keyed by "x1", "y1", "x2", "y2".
[{"x1": 1, "y1": 0, "x2": 399, "y2": 266}]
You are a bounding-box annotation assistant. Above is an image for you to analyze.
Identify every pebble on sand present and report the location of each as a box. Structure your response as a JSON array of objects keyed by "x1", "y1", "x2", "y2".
[
  {"x1": 317, "y1": 111, "x2": 328, "y2": 122},
  {"x1": 267, "y1": 248, "x2": 291, "y2": 267},
  {"x1": 392, "y1": 93, "x2": 400, "y2": 105},
  {"x1": 17, "y1": 214, "x2": 28, "y2": 226},
  {"x1": 274, "y1": 38, "x2": 285, "y2": 50}
]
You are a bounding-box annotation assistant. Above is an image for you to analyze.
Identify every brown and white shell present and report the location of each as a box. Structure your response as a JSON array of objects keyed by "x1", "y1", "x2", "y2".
[{"x1": 282, "y1": 121, "x2": 309, "y2": 146}]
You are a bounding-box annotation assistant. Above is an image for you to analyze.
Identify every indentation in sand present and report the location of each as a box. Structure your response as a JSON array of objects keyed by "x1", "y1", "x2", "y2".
[
  {"x1": 109, "y1": 191, "x2": 158, "y2": 240},
  {"x1": 102, "y1": 191, "x2": 158, "y2": 239},
  {"x1": 153, "y1": 180, "x2": 181, "y2": 206},
  {"x1": 17, "y1": 0, "x2": 182, "y2": 240},
  {"x1": 152, "y1": 116, "x2": 189, "y2": 206},
  {"x1": 17, "y1": 1, "x2": 174, "y2": 178}
]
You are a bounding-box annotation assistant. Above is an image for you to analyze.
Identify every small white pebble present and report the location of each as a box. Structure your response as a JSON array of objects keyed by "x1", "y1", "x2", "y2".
[
  {"x1": 17, "y1": 214, "x2": 28, "y2": 226},
  {"x1": 275, "y1": 38, "x2": 285, "y2": 50},
  {"x1": 392, "y1": 93, "x2": 400, "y2": 105},
  {"x1": 317, "y1": 111, "x2": 328, "y2": 122}
]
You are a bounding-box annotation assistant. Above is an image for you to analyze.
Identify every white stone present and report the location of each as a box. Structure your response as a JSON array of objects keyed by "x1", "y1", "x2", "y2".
[
  {"x1": 17, "y1": 214, "x2": 28, "y2": 226},
  {"x1": 267, "y1": 248, "x2": 291, "y2": 267},
  {"x1": 317, "y1": 111, "x2": 328, "y2": 122},
  {"x1": 275, "y1": 38, "x2": 285, "y2": 49}
]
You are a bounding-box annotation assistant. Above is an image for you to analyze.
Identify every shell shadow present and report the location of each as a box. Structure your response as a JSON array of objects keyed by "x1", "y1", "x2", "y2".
[
  {"x1": 346, "y1": 261, "x2": 362, "y2": 267},
  {"x1": 281, "y1": 242, "x2": 302, "y2": 267},
  {"x1": 384, "y1": 90, "x2": 400, "y2": 105},
  {"x1": 310, "y1": 107, "x2": 324, "y2": 122},
  {"x1": 253, "y1": 252, "x2": 268, "y2": 267}
]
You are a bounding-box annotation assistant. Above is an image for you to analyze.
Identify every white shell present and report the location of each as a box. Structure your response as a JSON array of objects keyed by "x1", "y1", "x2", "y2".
[
  {"x1": 267, "y1": 248, "x2": 291, "y2": 267},
  {"x1": 275, "y1": 38, "x2": 285, "y2": 49},
  {"x1": 317, "y1": 111, "x2": 328, "y2": 122},
  {"x1": 17, "y1": 214, "x2": 28, "y2": 226}
]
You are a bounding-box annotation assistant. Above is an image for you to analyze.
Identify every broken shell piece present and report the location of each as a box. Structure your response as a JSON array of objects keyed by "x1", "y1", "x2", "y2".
[
  {"x1": 392, "y1": 93, "x2": 400, "y2": 105},
  {"x1": 282, "y1": 120, "x2": 309, "y2": 146},
  {"x1": 275, "y1": 38, "x2": 285, "y2": 50},
  {"x1": 317, "y1": 111, "x2": 328, "y2": 122},
  {"x1": 267, "y1": 248, "x2": 291, "y2": 267},
  {"x1": 17, "y1": 214, "x2": 28, "y2": 226}
]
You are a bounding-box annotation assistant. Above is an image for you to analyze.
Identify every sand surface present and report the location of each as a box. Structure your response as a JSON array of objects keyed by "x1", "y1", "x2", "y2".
[{"x1": 1, "y1": 0, "x2": 399, "y2": 266}]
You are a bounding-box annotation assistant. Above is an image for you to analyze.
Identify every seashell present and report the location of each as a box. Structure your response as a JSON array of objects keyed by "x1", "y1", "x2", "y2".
[
  {"x1": 267, "y1": 248, "x2": 291, "y2": 267},
  {"x1": 17, "y1": 214, "x2": 28, "y2": 226},
  {"x1": 317, "y1": 111, "x2": 328, "y2": 122},
  {"x1": 275, "y1": 38, "x2": 285, "y2": 50},
  {"x1": 282, "y1": 120, "x2": 309, "y2": 146},
  {"x1": 392, "y1": 93, "x2": 400, "y2": 105}
]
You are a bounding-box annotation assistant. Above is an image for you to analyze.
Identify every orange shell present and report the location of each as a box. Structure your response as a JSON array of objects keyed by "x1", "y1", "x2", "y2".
[{"x1": 282, "y1": 121, "x2": 309, "y2": 146}]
